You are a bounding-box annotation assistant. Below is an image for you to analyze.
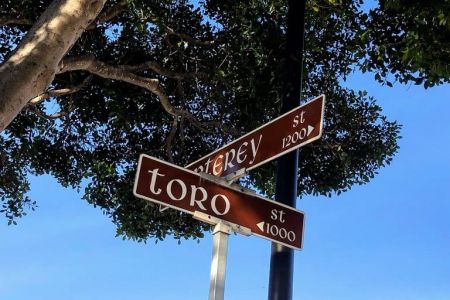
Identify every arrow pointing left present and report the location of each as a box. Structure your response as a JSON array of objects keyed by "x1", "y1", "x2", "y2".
[
  {"x1": 134, "y1": 155, "x2": 305, "y2": 249},
  {"x1": 257, "y1": 221, "x2": 265, "y2": 232}
]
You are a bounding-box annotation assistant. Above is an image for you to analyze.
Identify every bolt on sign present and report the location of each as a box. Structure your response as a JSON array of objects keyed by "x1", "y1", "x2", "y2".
[
  {"x1": 186, "y1": 94, "x2": 325, "y2": 177},
  {"x1": 134, "y1": 155, "x2": 305, "y2": 249}
]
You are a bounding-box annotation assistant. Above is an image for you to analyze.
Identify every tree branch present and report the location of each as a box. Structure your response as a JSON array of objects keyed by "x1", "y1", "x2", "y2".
[
  {"x1": 121, "y1": 61, "x2": 209, "y2": 80},
  {"x1": 58, "y1": 55, "x2": 202, "y2": 124},
  {"x1": 57, "y1": 55, "x2": 239, "y2": 136},
  {"x1": 0, "y1": 0, "x2": 107, "y2": 132},
  {"x1": 87, "y1": 0, "x2": 129, "y2": 29},
  {"x1": 28, "y1": 75, "x2": 93, "y2": 105},
  {"x1": 29, "y1": 109, "x2": 67, "y2": 120},
  {"x1": 0, "y1": 15, "x2": 33, "y2": 26},
  {"x1": 160, "y1": 23, "x2": 215, "y2": 47},
  {"x1": 1, "y1": 1, "x2": 127, "y2": 29},
  {"x1": 165, "y1": 118, "x2": 179, "y2": 163}
]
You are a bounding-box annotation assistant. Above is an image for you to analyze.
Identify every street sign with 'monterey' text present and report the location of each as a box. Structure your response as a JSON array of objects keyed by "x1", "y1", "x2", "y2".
[
  {"x1": 186, "y1": 94, "x2": 325, "y2": 177},
  {"x1": 134, "y1": 154, "x2": 305, "y2": 249}
]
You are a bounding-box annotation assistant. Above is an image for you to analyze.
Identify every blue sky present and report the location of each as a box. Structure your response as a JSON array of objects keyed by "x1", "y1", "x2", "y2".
[
  {"x1": 1, "y1": 72, "x2": 449, "y2": 299},
  {"x1": 1, "y1": 0, "x2": 449, "y2": 299}
]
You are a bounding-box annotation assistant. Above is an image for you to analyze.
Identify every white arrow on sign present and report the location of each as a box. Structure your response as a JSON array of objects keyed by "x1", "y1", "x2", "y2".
[
  {"x1": 134, "y1": 154, "x2": 305, "y2": 249},
  {"x1": 257, "y1": 221, "x2": 265, "y2": 232},
  {"x1": 186, "y1": 95, "x2": 325, "y2": 178}
]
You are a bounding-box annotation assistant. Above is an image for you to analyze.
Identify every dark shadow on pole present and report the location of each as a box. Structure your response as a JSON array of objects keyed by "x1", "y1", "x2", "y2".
[{"x1": 268, "y1": 0, "x2": 306, "y2": 300}]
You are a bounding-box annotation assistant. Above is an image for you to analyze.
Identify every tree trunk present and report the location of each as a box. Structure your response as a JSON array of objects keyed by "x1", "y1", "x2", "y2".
[{"x1": 0, "y1": 0, "x2": 106, "y2": 131}]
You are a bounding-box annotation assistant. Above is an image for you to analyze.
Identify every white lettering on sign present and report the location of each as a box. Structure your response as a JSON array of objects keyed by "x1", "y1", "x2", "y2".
[
  {"x1": 224, "y1": 149, "x2": 235, "y2": 170},
  {"x1": 270, "y1": 208, "x2": 286, "y2": 223},
  {"x1": 292, "y1": 110, "x2": 306, "y2": 128},
  {"x1": 190, "y1": 185, "x2": 208, "y2": 210},
  {"x1": 213, "y1": 154, "x2": 224, "y2": 175},
  {"x1": 211, "y1": 195, "x2": 230, "y2": 216},
  {"x1": 193, "y1": 134, "x2": 263, "y2": 174},
  {"x1": 250, "y1": 136, "x2": 262, "y2": 164},
  {"x1": 167, "y1": 179, "x2": 187, "y2": 201},
  {"x1": 257, "y1": 221, "x2": 296, "y2": 242},
  {"x1": 236, "y1": 142, "x2": 248, "y2": 163},
  {"x1": 148, "y1": 168, "x2": 164, "y2": 195},
  {"x1": 281, "y1": 111, "x2": 315, "y2": 150},
  {"x1": 205, "y1": 157, "x2": 212, "y2": 173},
  {"x1": 282, "y1": 128, "x2": 307, "y2": 149},
  {"x1": 147, "y1": 169, "x2": 231, "y2": 216}
]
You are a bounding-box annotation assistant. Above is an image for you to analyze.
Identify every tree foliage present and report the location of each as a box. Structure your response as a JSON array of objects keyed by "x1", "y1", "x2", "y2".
[
  {"x1": 2, "y1": 0, "x2": 445, "y2": 242},
  {"x1": 357, "y1": 0, "x2": 450, "y2": 87}
]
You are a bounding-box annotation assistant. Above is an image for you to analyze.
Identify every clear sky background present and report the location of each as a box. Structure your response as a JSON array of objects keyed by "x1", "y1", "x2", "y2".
[
  {"x1": 2, "y1": 0, "x2": 450, "y2": 299},
  {"x1": 1, "y1": 70, "x2": 449, "y2": 300}
]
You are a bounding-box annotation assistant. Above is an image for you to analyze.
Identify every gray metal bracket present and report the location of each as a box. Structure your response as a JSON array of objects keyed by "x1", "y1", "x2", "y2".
[
  {"x1": 193, "y1": 211, "x2": 251, "y2": 236},
  {"x1": 199, "y1": 171, "x2": 256, "y2": 196},
  {"x1": 224, "y1": 168, "x2": 247, "y2": 183}
]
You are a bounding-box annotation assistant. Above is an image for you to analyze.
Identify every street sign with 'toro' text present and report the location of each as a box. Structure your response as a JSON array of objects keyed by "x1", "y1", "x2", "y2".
[{"x1": 133, "y1": 154, "x2": 305, "y2": 250}]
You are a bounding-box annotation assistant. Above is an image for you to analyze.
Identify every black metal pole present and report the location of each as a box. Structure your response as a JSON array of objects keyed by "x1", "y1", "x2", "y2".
[{"x1": 268, "y1": 1, "x2": 306, "y2": 300}]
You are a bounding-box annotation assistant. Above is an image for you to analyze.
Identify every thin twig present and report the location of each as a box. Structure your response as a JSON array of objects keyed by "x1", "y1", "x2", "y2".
[
  {"x1": 165, "y1": 118, "x2": 179, "y2": 163},
  {"x1": 29, "y1": 108, "x2": 67, "y2": 120}
]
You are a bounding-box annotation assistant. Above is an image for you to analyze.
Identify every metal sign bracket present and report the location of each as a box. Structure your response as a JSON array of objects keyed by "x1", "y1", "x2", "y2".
[
  {"x1": 193, "y1": 211, "x2": 251, "y2": 236},
  {"x1": 224, "y1": 168, "x2": 247, "y2": 183},
  {"x1": 199, "y1": 171, "x2": 256, "y2": 197}
]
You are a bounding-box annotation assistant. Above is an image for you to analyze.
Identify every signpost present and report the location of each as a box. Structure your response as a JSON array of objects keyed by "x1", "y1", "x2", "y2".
[
  {"x1": 134, "y1": 154, "x2": 305, "y2": 249},
  {"x1": 269, "y1": 1, "x2": 306, "y2": 298},
  {"x1": 186, "y1": 94, "x2": 325, "y2": 178},
  {"x1": 133, "y1": 94, "x2": 325, "y2": 299}
]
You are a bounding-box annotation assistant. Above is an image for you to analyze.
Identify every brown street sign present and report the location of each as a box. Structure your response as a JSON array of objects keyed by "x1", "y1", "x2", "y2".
[
  {"x1": 134, "y1": 154, "x2": 305, "y2": 249},
  {"x1": 186, "y1": 94, "x2": 325, "y2": 177}
]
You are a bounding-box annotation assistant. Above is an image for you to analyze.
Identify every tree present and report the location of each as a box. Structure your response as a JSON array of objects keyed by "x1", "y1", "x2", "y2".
[
  {"x1": 357, "y1": 0, "x2": 450, "y2": 88},
  {"x1": 0, "y1": 0, "x2": 107, "y2": 130},
  {"x1": 3, "y1": 0, "x2": 444, "y2": 243}
]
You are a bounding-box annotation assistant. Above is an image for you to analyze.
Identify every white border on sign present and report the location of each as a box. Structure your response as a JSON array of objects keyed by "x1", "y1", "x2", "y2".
[
  {"x1": 133, "y1": 154, "x2": 305, "y2": 250},
  {"x1": 186, "y1": 94, "x2": 325, "y2": 173}
]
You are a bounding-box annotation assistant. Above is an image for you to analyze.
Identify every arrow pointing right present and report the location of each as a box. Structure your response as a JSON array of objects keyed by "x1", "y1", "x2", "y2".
[
  {"x1": 186, "y1": 95, "x2": 325, "y2": 179},
  {"x1": 257, "y1": 221, "x2": 265, "y2": 232},
  {"x1": 307, "y1": 125, "x2": 314, "y2": 136}
]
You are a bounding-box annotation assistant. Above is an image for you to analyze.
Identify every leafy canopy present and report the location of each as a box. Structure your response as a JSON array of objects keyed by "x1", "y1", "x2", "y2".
[{"x1": 2, "y1": 0, "x2": 446, "y2": 242}]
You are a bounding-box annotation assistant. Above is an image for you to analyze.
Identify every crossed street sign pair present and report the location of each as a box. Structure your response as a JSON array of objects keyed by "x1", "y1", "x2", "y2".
[{"x1": 134, "y1": 95, "x2": 325, "y2": 249}]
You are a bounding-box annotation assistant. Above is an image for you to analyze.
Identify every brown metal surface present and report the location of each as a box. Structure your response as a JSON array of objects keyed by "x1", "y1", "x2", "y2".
[
  {"x1": 134, "y1": 155, "x2": 304, "y2": 249},
  {"x1": 186, "y1": 95, "x2": 325, "y2": 177}
]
